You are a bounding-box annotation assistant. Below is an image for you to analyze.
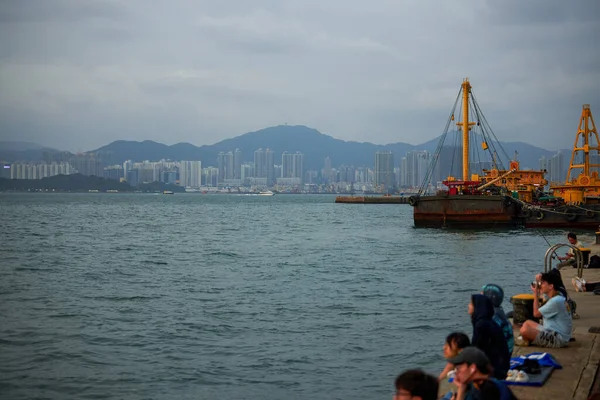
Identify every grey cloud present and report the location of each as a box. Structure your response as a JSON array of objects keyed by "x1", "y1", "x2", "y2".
[
  {"x1": 482, "y1": 0, "x2": 599, "y2": 25},
  {"x1": 0, "y1": 0, "x2": 599, "y2": 152},
  {"x1": 0, "y1": 0, "x2": 130, "y2": 23}
]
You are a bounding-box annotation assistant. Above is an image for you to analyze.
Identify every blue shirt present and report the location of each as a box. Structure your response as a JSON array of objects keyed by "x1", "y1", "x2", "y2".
[{"x1": 539, "y1": 295, "x2": 572, "y2": 342}]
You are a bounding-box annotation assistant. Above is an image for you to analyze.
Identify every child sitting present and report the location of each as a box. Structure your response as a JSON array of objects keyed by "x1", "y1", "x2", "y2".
[
  {"x1": 482, "y1": 283, "x2": 515, "y2": 354},
  {"x1": 438, "y1": 332, "x2": 471, "y2": 382}
]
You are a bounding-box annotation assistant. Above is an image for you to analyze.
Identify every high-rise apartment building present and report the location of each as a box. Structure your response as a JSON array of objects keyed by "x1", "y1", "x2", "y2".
[
  {"x1": 265, "y1": 148, "x2": 275, "y2": 185},
  {"x1": 402, "y1": 151, "x2": 430, "y2": 188},
  {"x1": 281, "y1": 151, "x2": 293, "y2": 178},
  {"x1": 226, "y1": 151, "x2": 235, "y2": 180},
  {"x1": 254, "y1": 148, "x2": 275, "y2": 186},
  {"x1": 217, "y1": 152, "x2": 226, "y2": 183},
  {"x1": 202, "y1": 167, "x2": 219, "y2": 187},
  {"x1": 292, "y1": 152, "x2": 304, "y2": 184},
  {"x1": 179, "y1": 161, "x2": 202, "y2": 188},
  {"x1": 234, "y1": 149, "x2": 242, "y2": 179},
  {"x1": 10, "y1": 162, "x2": 74, "y2": 179},
  {"x1": 71, "y1": 153, "x2": 104, "y2": 176},
  {"x1": 374, "y1": 151, "x2": 395, "y2": 190},
  {"x1": 278, "y1": 151, "x2": 304, "y2": 186},
  {"x1": 241, "y1": 163, "x2": 254, "y2": 182},
  {"x1": 254, "y1": 148, "x2": 265, "y2": 180},
  {"x1": 546, "y1": 151, "x2": 565, "y2": 185}
]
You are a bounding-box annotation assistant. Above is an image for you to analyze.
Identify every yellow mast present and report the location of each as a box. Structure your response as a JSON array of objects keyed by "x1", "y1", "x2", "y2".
[
  {"x1": 566, "y1": 104, "x2": 600, "y2": 182},
  {"x1": 456, "y1": 78, "x2": 476, "y2": 181}
]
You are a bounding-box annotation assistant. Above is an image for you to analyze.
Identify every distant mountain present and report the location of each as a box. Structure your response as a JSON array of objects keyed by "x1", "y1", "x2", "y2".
[
  {"x1": 0, "y1": 141, "x2": 67, "y2": 163},
  {"x1": 92, "y1": 125, "x2": 564, "y2": 170},
  {"x1": 0, "y1": 141, "x2": 54, "y2": 151},
  {"x1": 92, "y1": 140, "x2": 200, "y2": 164},
  {"x1": 91, "y1": 126, "x2": 415, "y2": 169},
  {"x1": 0, "y1": 126, "x2": 566, "y2": 169}
]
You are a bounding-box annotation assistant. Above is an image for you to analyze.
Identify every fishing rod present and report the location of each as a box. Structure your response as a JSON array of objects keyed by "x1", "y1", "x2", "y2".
[{"x1": 536, "y1": 229, "x2": 561, "y2": 261}]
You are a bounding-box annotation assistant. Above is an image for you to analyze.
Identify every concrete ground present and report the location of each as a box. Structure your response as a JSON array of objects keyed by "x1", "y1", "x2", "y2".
[
  {"x1": 509, "y1": 267, "x2": 600, "y2": 400},
  {"x1": 439, "y1": 267, "x2": 600, "y2": 399}
]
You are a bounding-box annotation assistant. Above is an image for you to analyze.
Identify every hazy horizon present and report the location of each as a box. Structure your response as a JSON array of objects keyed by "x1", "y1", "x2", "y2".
[{"x1": 1, "y1": 123, "x2": 570, "y2": 154}]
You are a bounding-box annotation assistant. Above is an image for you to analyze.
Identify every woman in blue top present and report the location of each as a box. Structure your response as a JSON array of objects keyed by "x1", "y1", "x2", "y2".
[{"x1": 518, "y1": 271, "x2": 572, "y2": 348}]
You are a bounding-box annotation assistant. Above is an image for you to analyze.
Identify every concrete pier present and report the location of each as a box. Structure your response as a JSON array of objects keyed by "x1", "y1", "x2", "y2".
[
  {"x1": 509, "y1": 267, "x2": 600, "y2": 400},
  {"x1": 439, "y1": 267, "x2": 600, "y2": 399},
  {"x1": 334, "y1": 195, "x2": 410, "y2": 204}
]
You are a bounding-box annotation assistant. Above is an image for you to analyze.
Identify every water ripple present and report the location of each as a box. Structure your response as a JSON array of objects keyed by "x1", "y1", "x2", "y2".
[{"x1": 0, "y1": 193, "x2": 576, "y2": 400}]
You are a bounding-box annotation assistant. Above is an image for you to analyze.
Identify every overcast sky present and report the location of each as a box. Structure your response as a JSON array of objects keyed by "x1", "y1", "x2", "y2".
[{"x1": 1, "y1": 0, "x2": 598, "y2": 152}]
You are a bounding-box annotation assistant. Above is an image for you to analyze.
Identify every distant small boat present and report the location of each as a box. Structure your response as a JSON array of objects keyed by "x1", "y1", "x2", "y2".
[
  {"x1": 163, "y1": 190, "x2": 174, "y2": 195},
  {"x1": 258, "y1": 190, "x2": 275, "y2": 196}
]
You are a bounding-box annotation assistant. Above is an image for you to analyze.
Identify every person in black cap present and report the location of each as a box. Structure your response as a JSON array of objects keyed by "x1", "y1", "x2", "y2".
[{"x1": 448, "y1": 346, "x2": 518, "y2": 400}]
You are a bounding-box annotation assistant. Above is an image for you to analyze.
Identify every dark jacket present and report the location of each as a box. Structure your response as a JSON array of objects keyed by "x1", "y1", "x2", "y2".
[
  {"x1": 471, "y1": 294, "x2": 511, "y2": 379},
  {"x1": 482, "y1": 284, "x2": 515, "y2": 355}
]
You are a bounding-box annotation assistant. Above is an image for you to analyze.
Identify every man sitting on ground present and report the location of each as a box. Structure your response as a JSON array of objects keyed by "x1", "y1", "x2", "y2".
[
  {"x1": 517, "y1": 271, "x2": 572, "y2": 348},
  {"x1": 448, "y1": 346, "x2": 517, "y2": 400},
  {"x1": 557, "y1": 232, "x2": 583, "y2": 269},
  {"x1": 393, "y1": 369, "x2": 438, "y2": 400}
]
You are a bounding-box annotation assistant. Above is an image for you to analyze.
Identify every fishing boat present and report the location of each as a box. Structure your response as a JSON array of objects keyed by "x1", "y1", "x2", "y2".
[
  {"x1": 410, "y1": 78, "x2": 547, "y2": 228},
  {"x1": 519, "y1": 104, "x2": 600, "y2": 229}
]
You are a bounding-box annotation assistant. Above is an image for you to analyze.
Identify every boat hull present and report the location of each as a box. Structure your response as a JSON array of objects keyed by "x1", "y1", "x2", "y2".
[
  {"x1": 521, "y1": 204, "x2": 600, "y2": 230},
  {"x1": 413, "y1": 195, "x2": 519, "y2": 229}
]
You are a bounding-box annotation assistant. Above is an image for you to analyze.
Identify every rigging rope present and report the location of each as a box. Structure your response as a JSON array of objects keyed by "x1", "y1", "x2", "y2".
[
  {"x1": 471, "y1": 90, "x2": 511, "y2": 168},
  {"x1": 417, "y1": 88, "x2": 462, "y2": 195}
]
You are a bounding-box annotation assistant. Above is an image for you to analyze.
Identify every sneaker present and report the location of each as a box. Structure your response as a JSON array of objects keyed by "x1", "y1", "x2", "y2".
[
  {"x1": 506, "y1": 370, "x2": 517, "y2": 381},
  {"x1": 515, "y1": 371, "x2": 529, "y2": 382},
  {"x1": 572, "y1": 277, "x2": 587, "y2": 292},
  {"x1": 515, "y1": 336, "x2": 530, "y2": 347}
]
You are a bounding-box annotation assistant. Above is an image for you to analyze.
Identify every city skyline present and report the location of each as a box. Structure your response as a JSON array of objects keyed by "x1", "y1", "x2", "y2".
[{"x1": 4, "y1": 146, "x2": 573, "y2": 192}]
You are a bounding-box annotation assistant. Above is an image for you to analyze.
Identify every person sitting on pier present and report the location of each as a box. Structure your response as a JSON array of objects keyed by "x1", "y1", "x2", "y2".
[
  {"x1": 393, "y1": 369, "x2": 439, "y2": 400},
  {"x1": 438, "y1": 332, "x2": 471, "y2": 382},
  {"x1": 557, "y1": 232, "x2": 583, "y2": 269},
  {"x1": 536, "y1": 269, "x2": 578, "y2": 319},
  {"x1": 482, "y1": 284, "x2": 514, "y2": 355},
  {"x1": 516, "y1": 271, "x2": 572, "y2": 348},
  {"x1": 469, "y1": 294, "x2": 511, "y2": 380},
  {"x1": 447, "y1": 346, "x2": 517, "y2": 400}
]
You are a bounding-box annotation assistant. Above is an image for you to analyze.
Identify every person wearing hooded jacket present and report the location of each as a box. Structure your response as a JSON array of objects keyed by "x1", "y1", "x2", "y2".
[
  {"x1": 482, "y1": 284, "x2": 514, "y2": 355},
  {"x1": 469, "y1": 294, "x2": 511, "y2": 380}
]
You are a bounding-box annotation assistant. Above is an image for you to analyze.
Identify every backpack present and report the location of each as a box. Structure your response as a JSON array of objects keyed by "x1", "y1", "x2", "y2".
[
  {"x1": 589, "y1": 255, "x2": 600, "y2": 269},
  {"x1": 493, "y1": 314, "x2": 515, "y2": 355}
]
